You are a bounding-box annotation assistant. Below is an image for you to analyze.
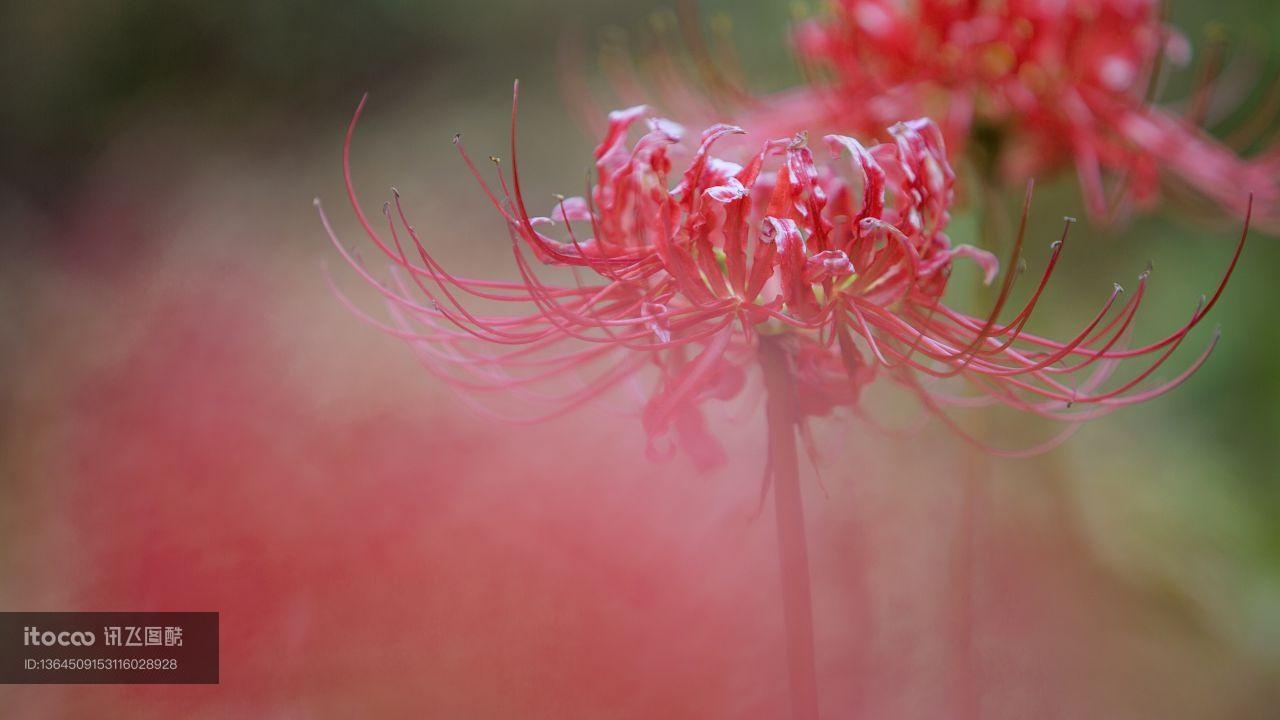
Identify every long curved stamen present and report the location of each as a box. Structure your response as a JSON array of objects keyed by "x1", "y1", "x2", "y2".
[{"x1": 327, "y1": 94, "x2": 1248, "y2": 471}]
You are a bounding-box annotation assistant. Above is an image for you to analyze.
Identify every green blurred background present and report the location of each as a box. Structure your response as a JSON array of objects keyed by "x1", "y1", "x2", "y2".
[{"x1": 1, "y1": 0, "x2": 1278, "y2": 717}]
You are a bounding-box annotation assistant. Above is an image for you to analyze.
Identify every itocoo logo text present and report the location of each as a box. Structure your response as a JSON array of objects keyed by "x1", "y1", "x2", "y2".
[{"x1": 23, "y1": 626, "x2": 96, "y2": 647}]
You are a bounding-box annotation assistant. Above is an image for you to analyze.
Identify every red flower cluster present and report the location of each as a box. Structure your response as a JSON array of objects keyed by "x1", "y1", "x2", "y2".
[
  {"x1": 782, "y1": 0, "x2": 1277, "y2": 223},
  {"x1": 320, "y1": 84, "x2": 1247, "y2": 468}
]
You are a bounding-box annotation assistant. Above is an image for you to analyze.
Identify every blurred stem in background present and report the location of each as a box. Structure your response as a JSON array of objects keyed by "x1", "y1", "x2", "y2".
[{"x1": 761, "y1": 334, "x2": 822, "y2": 720}]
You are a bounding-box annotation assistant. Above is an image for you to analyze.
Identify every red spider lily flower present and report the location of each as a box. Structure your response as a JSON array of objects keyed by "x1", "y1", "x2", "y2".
[
  {"x1": 779, "y1": 0, "x2": 1277, "y2": 224},
  {"x1": 318, "y1": 85, "x2": 1248, "y2": 469}
]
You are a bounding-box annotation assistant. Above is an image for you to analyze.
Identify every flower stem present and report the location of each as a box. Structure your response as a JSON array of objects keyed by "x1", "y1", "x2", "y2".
[{"x1": 759, "y1": 336, "x2": 821, "y2": 720}]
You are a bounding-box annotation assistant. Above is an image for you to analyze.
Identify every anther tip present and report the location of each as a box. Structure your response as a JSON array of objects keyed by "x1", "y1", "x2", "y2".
[{"x1": 452, "y1": 133, "x2": 462, "y2": 144}]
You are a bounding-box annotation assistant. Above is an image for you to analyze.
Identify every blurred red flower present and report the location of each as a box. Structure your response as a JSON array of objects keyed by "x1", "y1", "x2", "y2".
[{"x1": 780, "y1": 0, "x2": 1276, "y2": 223}]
